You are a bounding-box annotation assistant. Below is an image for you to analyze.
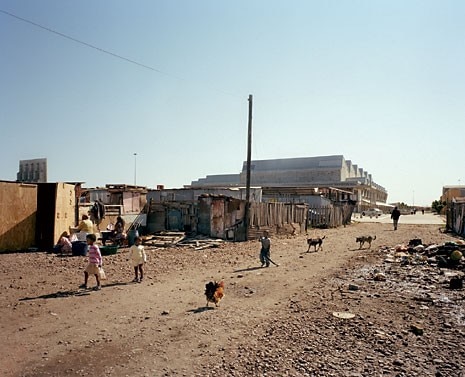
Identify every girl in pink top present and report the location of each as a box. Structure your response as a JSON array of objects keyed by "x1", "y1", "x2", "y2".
[{"x1": 80, "y1": 234, "x2": 102, "y2": 290}]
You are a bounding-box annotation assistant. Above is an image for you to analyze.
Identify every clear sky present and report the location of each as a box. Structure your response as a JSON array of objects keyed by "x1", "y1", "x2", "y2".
[{"x1": 1, "y1": 1, "x2": 463, "y2": 206}]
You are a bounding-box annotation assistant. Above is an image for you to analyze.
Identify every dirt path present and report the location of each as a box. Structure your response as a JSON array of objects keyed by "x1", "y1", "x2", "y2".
[{"x1": 1, "y1": 221, "x2": 463, "y2": 376}]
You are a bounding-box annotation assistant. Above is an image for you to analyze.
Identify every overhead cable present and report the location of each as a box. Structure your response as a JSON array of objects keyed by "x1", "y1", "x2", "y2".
[{"x1": 0, "y1": 8, "x2": 241, "y2": 98}]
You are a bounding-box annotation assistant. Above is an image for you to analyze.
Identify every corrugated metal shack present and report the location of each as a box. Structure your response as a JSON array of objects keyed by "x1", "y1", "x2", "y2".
[
  {"x1": 145, "y1": 187, "x2": 261, "y2": 237},
  {"x1": 147, "y1": 200, "x2": 197, "y2": 233},
  {"x1": 446, "y1": 197, "x2": 465, "y2": 236},
  {"x1": 145, "y1": 187, "x2": 309, "y2": 240},
  {"x1": 80, "y1": 184, "x2": 148, "y2": 230},
  {"x1": 147, "y1": 187, "x2": 262, "y2": 203},
  {"x1": 198, "y1": 195, "x2": 245, "y2": 240},
  {"x1": 145, "y1": 187, "x2": 353, "y2": 241}
]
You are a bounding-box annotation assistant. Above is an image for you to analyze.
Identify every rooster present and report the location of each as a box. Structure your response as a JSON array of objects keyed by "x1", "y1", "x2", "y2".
[{"x1": 205, "y1": 281, "x2": 225, "y2": 307}]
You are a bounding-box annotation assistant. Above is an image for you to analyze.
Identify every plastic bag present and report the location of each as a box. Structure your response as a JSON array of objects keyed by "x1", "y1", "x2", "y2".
[{"x1": 99, "y1": 267, "x2": 107, "y2": 280}]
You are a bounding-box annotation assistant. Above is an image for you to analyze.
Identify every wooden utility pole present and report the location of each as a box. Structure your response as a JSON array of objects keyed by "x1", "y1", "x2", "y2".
[{"x1": 245, "y1": 94, "x2": 253, "y2": 240}]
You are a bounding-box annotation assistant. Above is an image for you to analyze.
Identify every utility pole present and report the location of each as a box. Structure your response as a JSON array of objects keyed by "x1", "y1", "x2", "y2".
[
  {"x1": 244, "y1": 94, "x2": 253, "y2": 241},
  {"x1": 134, "y1": 153, "x2": 137, "y2": 186}
]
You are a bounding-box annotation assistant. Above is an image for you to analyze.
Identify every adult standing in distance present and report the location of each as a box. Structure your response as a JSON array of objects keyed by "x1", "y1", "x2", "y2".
[{"x1": 391, "y1": 206, "x2": 401, "y2": 231}]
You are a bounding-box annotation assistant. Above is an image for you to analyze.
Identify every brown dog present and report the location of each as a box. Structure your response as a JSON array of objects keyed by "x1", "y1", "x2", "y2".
[
  {"x1": 307, "y1": 236, "x2": 325, "y2": 252},
  {"x1": 356, "y1": 235, "x2": 376, "y2": 249}
]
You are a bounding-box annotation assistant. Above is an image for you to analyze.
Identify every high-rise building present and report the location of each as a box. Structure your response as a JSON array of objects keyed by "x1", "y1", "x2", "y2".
[{"x1": 17, "y1": 158, "x2": 47, "y2": 183}]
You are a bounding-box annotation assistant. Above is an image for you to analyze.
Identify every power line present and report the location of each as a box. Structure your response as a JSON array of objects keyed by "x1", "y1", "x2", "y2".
[
  {"x1": 0, "y1": 9, "x2": 165, "y2": 74},
  {"x1": 0, "y1": 8, "x2": 241, "y2": 98}
]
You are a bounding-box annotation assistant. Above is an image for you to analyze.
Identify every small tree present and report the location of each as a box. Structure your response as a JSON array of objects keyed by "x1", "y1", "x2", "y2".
[{"x1": 431, "y1": 200, "x2": 446, "y2": 214}]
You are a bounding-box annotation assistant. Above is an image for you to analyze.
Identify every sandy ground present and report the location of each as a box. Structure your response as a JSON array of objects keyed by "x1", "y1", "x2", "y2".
[{"x1": 1, "y1": 217, "x2": 464, "y2": 377}]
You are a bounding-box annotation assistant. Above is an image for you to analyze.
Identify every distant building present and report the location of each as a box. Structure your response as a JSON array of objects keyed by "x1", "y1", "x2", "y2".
[
  {"x1": 441, "y1": 185, "x2": 465, "y2": 202},
  {"x1": 17, "y1": 158, "x2": 47, "y2": 183},
  {"x1": 190, "y1": 155, "x2": 388, "y2": 210}
]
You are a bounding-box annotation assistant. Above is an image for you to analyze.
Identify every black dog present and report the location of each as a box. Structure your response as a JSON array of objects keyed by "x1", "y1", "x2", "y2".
[
  {"x1": 307, "y1": 236, "x2": 325, "y2": 252},
  {"x1": 356, "y1": 235, "x2": 376, "y2": 249}
]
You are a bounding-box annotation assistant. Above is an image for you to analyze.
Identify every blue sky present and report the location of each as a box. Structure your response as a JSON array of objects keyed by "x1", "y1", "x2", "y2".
[{"x1": 1, "y1": 1, "x2": 463, "y2": 206}]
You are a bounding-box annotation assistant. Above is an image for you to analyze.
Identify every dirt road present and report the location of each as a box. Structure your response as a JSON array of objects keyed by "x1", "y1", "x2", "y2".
[
  {"x1": 1, "y1": 220, "x2": 464, "y2": 376},
  {"x1": 354, "y1": 211, "x2": 445, "y2": 225}
]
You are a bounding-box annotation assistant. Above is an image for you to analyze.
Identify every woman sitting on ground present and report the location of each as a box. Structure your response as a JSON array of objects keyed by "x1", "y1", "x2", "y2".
[
  {"x1": 54, "y1": 231, "x2": 72, "y2": 254},
  {"x1": 111, "y1": 216, "x2": 127, "y2": 246}
]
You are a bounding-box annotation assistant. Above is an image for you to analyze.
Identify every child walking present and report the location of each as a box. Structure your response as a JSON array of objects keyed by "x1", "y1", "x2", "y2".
[
  {"x1": 80, "y1": 233, "x2": 102, "y2": 290},
  {"x1": 128, "y1": 236, "x2": 146, "y2": 283},
  {"x1": 259, "y1": 231, "x2": 271, "y2": 267}
]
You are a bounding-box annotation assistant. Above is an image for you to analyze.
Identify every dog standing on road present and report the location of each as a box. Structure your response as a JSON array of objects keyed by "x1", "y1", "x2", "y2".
[
  {"x1": 356, "y1": 235, "x2": 376, "y2": 249},
  {"x1": 307, "y1": 236, "x2": 326, "y2": 252}
]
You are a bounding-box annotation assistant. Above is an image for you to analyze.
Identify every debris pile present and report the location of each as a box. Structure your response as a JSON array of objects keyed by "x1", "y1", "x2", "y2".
[
  {"x1": 142, "y1": 231, "x2": 186, "y2": 247},
  {"x1": 142, "y1": 231, "x2": 224, "y2": 250},
  {"x1": 380, "y1": 238, "x2": 465, "y2": 272}
]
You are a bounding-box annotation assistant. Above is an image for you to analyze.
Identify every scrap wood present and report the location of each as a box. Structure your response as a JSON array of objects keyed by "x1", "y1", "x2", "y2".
[
  {"x1": 142, "y1": 232, "x2": 225, "y2": 249},
  {"x1": 194, "y1": 242, "x2": 222, "y2": 251},
  {"x1": 176, "y1": 235, "x2": 225, "y2": 250},
  {"x1": 143, "y1": 232, "x2": 187, "y2": 247},
  {"x1": 178, "y1": 235, "x2": 224, "y2": 245}
]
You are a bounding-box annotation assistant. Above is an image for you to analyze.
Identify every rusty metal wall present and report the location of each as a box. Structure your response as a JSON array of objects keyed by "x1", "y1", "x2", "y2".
[
  {"x1": 447, "y1": 201, "x2": 465, "y2": 236},
  {"x1": 210, "y1": 198, "x2": 225, "y2": 238},
  {"x1": 197, "y1": 197, "x2": 212, "y2": 236}
]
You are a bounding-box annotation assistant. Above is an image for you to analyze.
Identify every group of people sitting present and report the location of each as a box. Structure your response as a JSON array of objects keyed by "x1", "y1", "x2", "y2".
[{"x1": 54, "y1": 214, "x2": 128, "y2": 253}]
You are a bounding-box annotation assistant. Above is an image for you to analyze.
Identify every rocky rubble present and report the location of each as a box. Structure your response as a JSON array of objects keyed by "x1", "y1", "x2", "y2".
[{"x1": 199, "y1": 239, "x2": 465, "y2": 377}]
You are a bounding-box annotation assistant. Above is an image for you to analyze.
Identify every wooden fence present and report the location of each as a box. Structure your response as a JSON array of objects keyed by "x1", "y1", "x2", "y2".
[
  {"x1": 247, "y1": 202, "x2": 308, "y2": 239},
  {"x1": 307, "y1": 203, "x2": 355, "y2": 229}
]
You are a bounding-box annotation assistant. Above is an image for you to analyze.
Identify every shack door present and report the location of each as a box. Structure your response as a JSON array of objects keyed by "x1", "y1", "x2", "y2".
[
  {"x1": 36, "y1": 183, "x2": 57, "y2": 250},
  {"x1": 210, "y1": 198, "x2": 225, "y2": 238},
  {"x1": 167, "y1": 208, "x2": 182, "y2": 231}
]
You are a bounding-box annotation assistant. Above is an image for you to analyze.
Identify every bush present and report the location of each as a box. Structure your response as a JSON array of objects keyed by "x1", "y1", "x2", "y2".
[{"x1": 431, "y1": 200, "x2": 446, "y2": 214}]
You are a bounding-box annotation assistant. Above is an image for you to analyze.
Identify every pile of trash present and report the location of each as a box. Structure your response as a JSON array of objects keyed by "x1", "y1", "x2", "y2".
[
  {"x1": 381, "y1": 238, "x2": 465, "y2": 268},
  {"x1": 378, "y1": 238, "x2": 465, "y2": 289}
]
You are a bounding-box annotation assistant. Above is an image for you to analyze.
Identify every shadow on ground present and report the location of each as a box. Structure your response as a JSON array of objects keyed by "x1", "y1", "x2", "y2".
[
  {"x1": 233, "y1": 266, "x2": 265, "y2": 273},
  {"x1": 19, "y1": 281, "x2": 132, "y2": 301},
  {"x1": 187, "y1": 306, "x2": 216, "y2": 314}
]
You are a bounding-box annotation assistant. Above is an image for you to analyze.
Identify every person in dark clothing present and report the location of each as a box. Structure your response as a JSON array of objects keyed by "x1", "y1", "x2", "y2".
[
  {"x1": 391, "y1": 207, "x2": 401, "y2": 230},
  {"x1": 111, "y1": 216, "x2": 127, "y2": 246},
  {"x1": 89, "y1": 200, "x2": 105, "y2": 230},
  {"x1": 259, "y1": 231, "x2": 271, "y2": 267}
]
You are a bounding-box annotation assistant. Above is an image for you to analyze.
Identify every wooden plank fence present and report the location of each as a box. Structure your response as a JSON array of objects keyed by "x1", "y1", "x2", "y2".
[
  {"x1": 307, "y1": 203, "x2": 355, "y2": 230},
  {"x1": 247, "y1": 202, "x2": 308, "y2": 239}
]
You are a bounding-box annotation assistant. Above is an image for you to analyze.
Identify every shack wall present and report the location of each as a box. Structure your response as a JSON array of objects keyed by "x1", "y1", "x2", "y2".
[
  {"x1": 210, "y1": 198, "x2": 225, "y2": 238},
  {"x1": 447, "y1": 200, "x2": 465, "y2": 236},
  {"x1": 54, "y1": 183, "x2": 77, "y2": 243},
  {"x1": 197, "y1": 198, "x2": 212, "y2": 236},
  {"x1": 0, "y1": 181, "x2": 37, "y2": 251}
]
